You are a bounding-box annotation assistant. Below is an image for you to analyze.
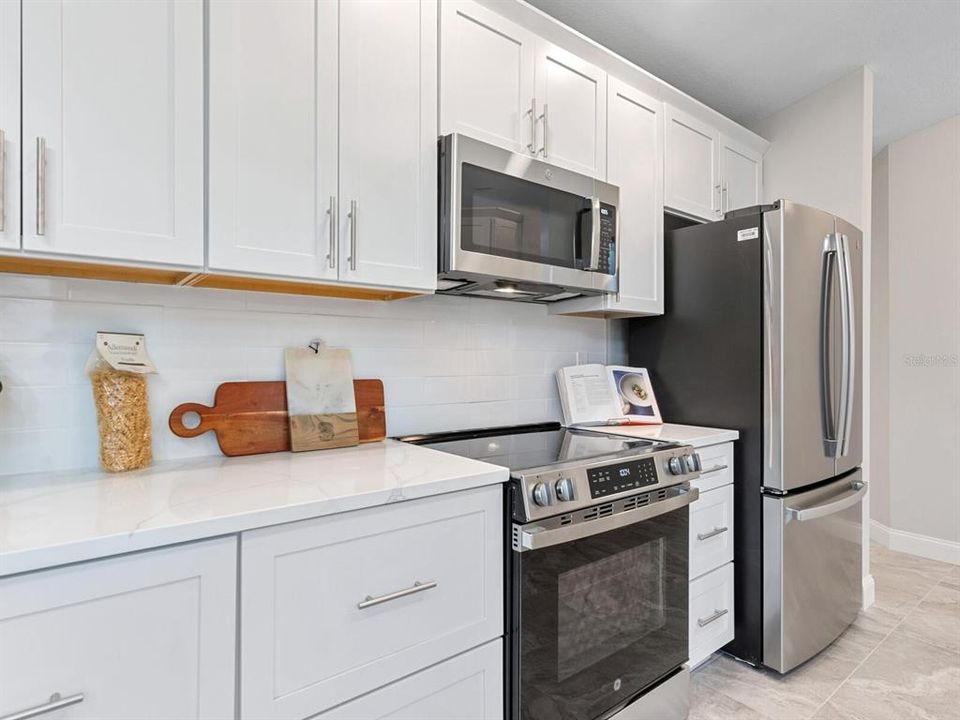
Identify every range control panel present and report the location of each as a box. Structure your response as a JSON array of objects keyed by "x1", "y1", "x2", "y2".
[{"x1": 587, "y1": 457, "x2": 659, "y2": 499}]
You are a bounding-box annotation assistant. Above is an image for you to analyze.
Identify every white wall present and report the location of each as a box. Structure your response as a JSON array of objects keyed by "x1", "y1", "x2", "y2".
[
  {"x1": 0, "y1": 275, "x2": 612, "y2": 476},
  {"x1": 752, "y1": 66, "x2": 876, "y2": 600},
  {"x1": 872, "y1": 115, "x2": 960, "y2": 562},
  {"x1": 870, "y1": 147, "x2": 891, "y2": 529}
]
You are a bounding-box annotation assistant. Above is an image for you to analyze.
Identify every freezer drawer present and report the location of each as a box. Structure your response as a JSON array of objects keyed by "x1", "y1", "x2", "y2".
[{"x1": 763, "y1": 470, "x2": 864, "y2": 673}]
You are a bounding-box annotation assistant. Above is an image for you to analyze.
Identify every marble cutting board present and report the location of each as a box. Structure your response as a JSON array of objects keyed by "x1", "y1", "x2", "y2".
[{"x1": 284, "y1": 345, "x2": 360, "y2": 452}]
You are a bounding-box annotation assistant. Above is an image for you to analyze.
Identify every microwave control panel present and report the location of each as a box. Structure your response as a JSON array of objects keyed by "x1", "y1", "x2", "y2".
[
  {"x1": 598, "y1": 204, "x2": 617, "y2": 274},
  {"x1": 587, "y1": 456, "x2": 659, "y2": 499}
]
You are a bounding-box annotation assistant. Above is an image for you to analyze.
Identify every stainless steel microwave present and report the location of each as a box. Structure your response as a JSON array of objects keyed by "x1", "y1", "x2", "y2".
[{"x1": 438, "y1": 133, "x2": 619, "y2": 303}]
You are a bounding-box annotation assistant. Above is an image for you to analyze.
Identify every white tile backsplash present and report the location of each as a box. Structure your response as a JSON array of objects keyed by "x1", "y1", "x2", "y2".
[{"x1": 0, "y1": 274, "x2": 620, "y2": 476}]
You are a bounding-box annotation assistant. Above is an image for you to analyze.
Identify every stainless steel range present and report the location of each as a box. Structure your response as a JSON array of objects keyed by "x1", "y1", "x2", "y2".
[{"x1": 399, "y1": 422, "x2": 701, "y2": 720}]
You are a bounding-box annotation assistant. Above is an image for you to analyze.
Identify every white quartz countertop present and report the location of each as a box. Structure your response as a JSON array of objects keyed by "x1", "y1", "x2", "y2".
[
  {"x1": 594, "y1": 423, "x2": 739, "y2": 448},
  {"x1": 0, "y1": 440, "x2": 508, "y2": 577}
]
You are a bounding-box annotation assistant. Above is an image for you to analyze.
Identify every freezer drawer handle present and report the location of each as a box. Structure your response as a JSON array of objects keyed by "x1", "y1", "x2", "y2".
[
  {"x1": 357, "y1": 580, "x2": 437, "y2": 609},
  {"x1": 700, "y1": 463, "x2": 729, "y2": 476},
  {"x1": 786, "y1": 481, "x2": 866, "y2": 523},
  {"x1": 697, "y1": 526, "x2": 729, "y2": 541},
  {"x1": 0, "y1": 693, "x2": 84, "y2": 720},
  {"x1": 697, "y1": 608, "x2": 729, "y2": 627}
]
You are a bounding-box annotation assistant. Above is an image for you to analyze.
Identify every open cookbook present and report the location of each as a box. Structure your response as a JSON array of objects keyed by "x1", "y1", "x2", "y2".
[{"x1": 556, "y1": 364, "x2": 663, "y2": 427}]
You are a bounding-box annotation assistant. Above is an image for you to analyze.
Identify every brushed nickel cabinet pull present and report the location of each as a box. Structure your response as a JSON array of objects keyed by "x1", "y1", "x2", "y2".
[
  {"x1": 357, "y1": 580, "x2": 437, "y2": 609},
  {"x1": 36, "y1": 137, "x2": 46, "y2": 236},
  {"x1": 537, "y1": 103, "x2": 548, "y2": 158},
  {"x1": 697, "y1": 526, "x2": 729, "y2": 541},
  {"x1": 700, "y1": 463, "x2": 729, "y2": 475},
  {"x1": 327, "y1": 195, "x2": 337, "y2": 269},
  {"x1": 1, "y1": 693, "x2": 85, "y2": 720},
  {"x1": 526, "y1": 98, "x2": 537, "y2": 153},
  {"x1": 697, "y1": 608, "x2": 728, "y2": 628},
  {"x1": 347, "y1": 199, "x2": 358, "y2": 271}
]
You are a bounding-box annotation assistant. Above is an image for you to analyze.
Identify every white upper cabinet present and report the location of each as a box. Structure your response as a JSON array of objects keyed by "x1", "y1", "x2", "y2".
[
  {"x1": 338, "y1": 0, "x2": 437, "y2": 291},
  {"x1": 0, "y1": 0, "x2": 19, "y2": 250},
  {"x1": 440, "y1": 0, "x2": 536, "y2": 154},
  {"x1": 720, "y1": 133, "x2": 763, "y2": 214},
  {"x1": 535, "y1": 42, "x2": 606, "y2": 177},
  {"x1": 441, "y1": 0, "x2": 606, "y2": 178},
  {"x1": 551, "y1": 77, "x2": 662, "y2": 317},
  {"x1": 664, "y1": 104, "x2": 721, "y2": 221},
  {"x1": 208, "y1": 0, "x2": 338, "y2": 280},
  {"x1": 20, "y1": 0, "x2": 203, "y2": 266}
]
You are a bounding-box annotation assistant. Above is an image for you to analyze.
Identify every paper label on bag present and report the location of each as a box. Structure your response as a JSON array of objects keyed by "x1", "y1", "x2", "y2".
[{"x1": 94, "y1": 332, "x2": 157, "y2": 374}]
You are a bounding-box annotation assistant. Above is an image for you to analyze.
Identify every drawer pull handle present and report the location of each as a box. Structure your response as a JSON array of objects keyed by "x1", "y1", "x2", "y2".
[
  {"x1": 1, "y1": 693, "x2": 85, "y2": 720},
  {"x1": 700, "y1": 464, "x2": 729, "y2": 476},
  {"x1": 357, "y1": 580, "x2": 437, "y2": 609},
  {"x1": 697, "y1": 608, "x2": 729, "y2": 628},
  {"x1": 697, "y1": 526, "x2": 729, "y2": 541}
]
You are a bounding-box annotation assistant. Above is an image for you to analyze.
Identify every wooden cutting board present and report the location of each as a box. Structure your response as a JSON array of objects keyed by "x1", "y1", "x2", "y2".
[{"x1": 168, "y1": 379, "x2": 385, "y2": 457}]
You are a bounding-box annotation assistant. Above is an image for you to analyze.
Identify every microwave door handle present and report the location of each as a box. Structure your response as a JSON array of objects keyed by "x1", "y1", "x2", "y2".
[{"x1": 586, "y1": 196, "x2": 601, "y2": 270}]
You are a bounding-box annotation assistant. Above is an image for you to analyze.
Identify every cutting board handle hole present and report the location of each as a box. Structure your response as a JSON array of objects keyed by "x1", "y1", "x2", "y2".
[{"x1": 181, "y1": 411, "x2": 202, "y2": 430}]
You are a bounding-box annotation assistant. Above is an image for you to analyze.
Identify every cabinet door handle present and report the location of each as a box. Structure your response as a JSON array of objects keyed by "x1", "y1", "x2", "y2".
[
  {"x1": 327, "y1": 195, "x2": 337, "y2": 269},
  {"x1": 700, "y1": 463, "x2": 729, "y2": 476},
  {"x1": 36, "y1": 137, "x2": 46, "y2": 236},
  {"x1": 526, "y1": 98, "x2": 537, "y2": 154},
  {"x1": 347, "y1": 199, "x2": 358, "y2": 271},
  {"x1": 1, "y1": 693, "x2": 85, "y2": 720},
  {"x1": 0, "y1": 128, "x2": 5, "y2": 232},
  {"x1": 697, "y1": 525, "x2": 729, "y2": 541},
  {"x1": 537, "y1": 103, "x2": 549, "y2": 158},
  {"x1": 357, "y1": 580, "x2": 437, "y2": 609},
  {"x1": 722, "y1": 180, "x2": 728, "y2": 214},
  {"x1": 697, "y1": 608, "x2": 729, "y2": 628}
]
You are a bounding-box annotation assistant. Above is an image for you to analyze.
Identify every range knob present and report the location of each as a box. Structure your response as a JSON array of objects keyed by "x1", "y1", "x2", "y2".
[
  {"x1": 684, "y1": 454, "x2": 698, "y2": 473},
  {"x1": 531, "y1": 482, "x2": 554, "y2": 507},
  {"x1": 555, "y1": 477, "x2": 576, "y2": 502},
  {"x1": 668, "y1": 457, "x2": 684, "y2": 475}
]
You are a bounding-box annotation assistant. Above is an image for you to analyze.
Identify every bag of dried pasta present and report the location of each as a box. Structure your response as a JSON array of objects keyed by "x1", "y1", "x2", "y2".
[{"x1": 85, "y1": 331, "x2": 157, "y2": 472}]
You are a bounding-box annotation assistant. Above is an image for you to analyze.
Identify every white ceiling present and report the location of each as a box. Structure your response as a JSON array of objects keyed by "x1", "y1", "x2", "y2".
[{"x1": 525, "y1": 0, "x2": 960, "y2": 151}]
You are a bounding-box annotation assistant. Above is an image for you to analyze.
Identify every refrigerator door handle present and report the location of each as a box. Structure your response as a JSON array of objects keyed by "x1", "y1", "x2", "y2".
[
  {"x1": 836, "y1": 233, "x2": 856, "y2": 457},
  {"x1": 819, "y1": 235, "x2": 840, "y2": 457},
  {"x1": 786, "y1": 480, "x2": 866, "y2": 522}
]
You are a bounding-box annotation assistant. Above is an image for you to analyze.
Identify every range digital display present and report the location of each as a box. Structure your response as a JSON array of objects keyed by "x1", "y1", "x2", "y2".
[{"x1": 587, "y1": 457, "x2": 659, "y2": 498}]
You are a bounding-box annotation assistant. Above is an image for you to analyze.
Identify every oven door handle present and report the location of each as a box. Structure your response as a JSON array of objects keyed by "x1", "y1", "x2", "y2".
[{"x1": 514, "y1": 486, "x2": 699, "y2": 552}]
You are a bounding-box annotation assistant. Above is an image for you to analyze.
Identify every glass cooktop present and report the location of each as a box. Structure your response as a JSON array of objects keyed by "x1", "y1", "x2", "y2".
[{"x1": 400, "y1": 422, "x2": 661, "y2": 473}]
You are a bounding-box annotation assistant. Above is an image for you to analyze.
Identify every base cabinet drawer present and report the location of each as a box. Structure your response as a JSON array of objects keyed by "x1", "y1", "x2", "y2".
[
  {"x1": 689, "y1": 484, "x2": 734, "y2": 579},
  {"x1": 316, "y1": 640, "x2": 503, "y2": 720},
  {"x1": 240, "y1": 485, "x2": 503, "y2": 720},
  {"x1": 689, "y1": 562, "x2": 734, "y2": 668},
  {"x1": 0, "y1": 538, "x2": 237, "y2": 720},
  {"x1": 692, "y1": 442, "x2": 733, "y2": 494}
]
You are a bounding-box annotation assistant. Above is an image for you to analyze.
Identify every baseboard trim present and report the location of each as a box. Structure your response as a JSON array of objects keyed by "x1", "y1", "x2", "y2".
[
  {"x1": 862, "y1": 574, "x2": 876, "y2": 610},
  {"x1": 871, "y1": 520, "x2": 960, "y2": 565}
]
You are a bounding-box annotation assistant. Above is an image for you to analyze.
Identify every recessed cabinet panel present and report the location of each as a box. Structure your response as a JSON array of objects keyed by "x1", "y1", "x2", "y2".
[
  {"x1": 0, "y1": 0, "x2": 19, "y2": 250},
  {"x1": 720, "y1": 133, "x2": 763, "y2": 214},
  {"x1": 535, "y1": 43, "x2": 606, "y2": 177},
  {"x1": 208, "y1": 0, "x2": 338, "y2": 279},
  {"x1": 0, "y1": 539, "x2": 236, "y2": 720},
  {"x1": 21, "y1": 0, "x2": 203, "y2": 265},
  {"x1": 664, "y1": 104, "x2": 719, "y2": 221},
  {"x1": 440, "y1": 0, "x2": 536, "y2": 153},
  {"x1": 338, "y1": 0, "x2": 437, "y2": 291}
]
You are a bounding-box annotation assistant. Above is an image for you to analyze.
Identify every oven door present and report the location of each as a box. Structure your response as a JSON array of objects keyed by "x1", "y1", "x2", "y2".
[
  {"x1": 510, "y1": 488, "x2": 694, "y2": 720},
  {"x1": 440, "y1": 133, "x2": 619, "y2": 294}
]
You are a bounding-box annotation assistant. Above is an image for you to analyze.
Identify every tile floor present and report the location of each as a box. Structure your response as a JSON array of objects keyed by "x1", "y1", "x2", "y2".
[{"x1": 689, "y1": 543, "x2": 960, "y2": 720}]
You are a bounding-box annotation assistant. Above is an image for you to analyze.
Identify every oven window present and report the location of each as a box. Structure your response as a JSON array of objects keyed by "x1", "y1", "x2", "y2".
[
  {"x1": 513, "y1": 505, "x2": 688, "y2": 720},
  {"x1": 460, "y1": 163, "x2": 589, "y2": 268},
  {"x1": 557, "y1": 539, "x2": 665, "y2": 681}
]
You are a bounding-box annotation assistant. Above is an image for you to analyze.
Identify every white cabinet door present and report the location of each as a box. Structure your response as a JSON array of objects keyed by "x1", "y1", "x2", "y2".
[
  {"x1": 689, "y1": 562, "x2": 735, "y2": 668},
  {"x1": 535, "y1": 42, "x2": 606, "y2": 177},
  {"x1": 720, "y1": 133, "x2": 763, "y2": 214},
  {"x1": 664, "y1": 104, "x2": 719, "y2": 221},
  {"x1": 21, "y1": 0, "x2": 203, "y2": 266},
  {"x1": 0, "y1": 538, "x2": 236, "y2": 720},
  {"x1": 316, "y1": 640, "x2": 503, "y2": 720},
  {"x1": 0, "y1": 0, "x2": 19, "y2": 250},
  {"x1": 338, "y1": 0, "x2": 437, "y2": 291},
  {"x1": 208, "y1": 0, "x2": 338, "y2": 280},
  {"x1": 440, "y1": 0, "x2": 537, "y2": 153}
]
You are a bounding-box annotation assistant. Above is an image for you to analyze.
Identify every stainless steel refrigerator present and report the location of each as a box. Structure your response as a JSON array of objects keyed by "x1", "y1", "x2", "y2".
[{"x1": 630, "y1": 200, "x2": 865, "y2": 673}]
